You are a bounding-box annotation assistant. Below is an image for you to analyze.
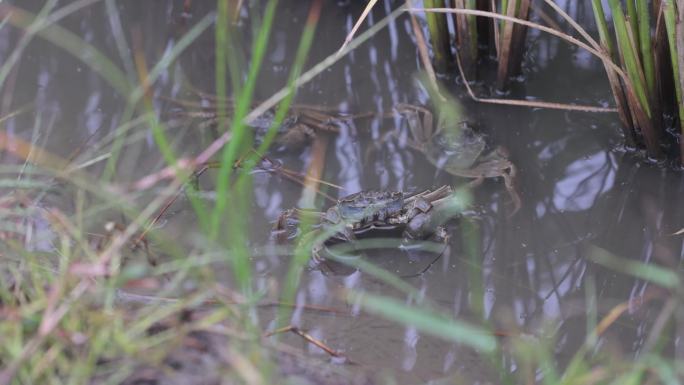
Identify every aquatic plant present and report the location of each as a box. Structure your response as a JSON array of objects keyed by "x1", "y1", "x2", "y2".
[
  {"x1": 422, "y1": 0, "x2": 531, "y2": 88},
  {"x1": 418, "y1": 1, "x2": 684, "y2": 163},
  {"x1": 591, "y1": 0, "x2": 681, "y2": 160}
]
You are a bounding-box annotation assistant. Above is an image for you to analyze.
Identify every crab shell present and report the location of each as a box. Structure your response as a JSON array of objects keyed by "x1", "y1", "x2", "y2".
[{"x1": 322, "y1": 191, "x2": 404, "y2": 228}]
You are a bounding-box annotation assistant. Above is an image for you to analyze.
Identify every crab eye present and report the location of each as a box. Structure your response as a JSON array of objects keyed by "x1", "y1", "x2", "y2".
[{"x1": 325, "y1": 208, "x2": 340, "y2": 223}]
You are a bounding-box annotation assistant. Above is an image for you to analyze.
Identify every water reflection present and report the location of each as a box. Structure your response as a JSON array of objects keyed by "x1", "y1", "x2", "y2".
[
  {"x1": 553, "y1": 150, "x2": 615, "y2": 211},
  {"x1": 3, "y1": 0, "x2": 683, "y2": 383}
]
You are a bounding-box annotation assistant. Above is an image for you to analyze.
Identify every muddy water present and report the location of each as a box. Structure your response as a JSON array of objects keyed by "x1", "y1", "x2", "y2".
[{"x1": 3, "y1": 1, "x2": 683, "y2": 384}]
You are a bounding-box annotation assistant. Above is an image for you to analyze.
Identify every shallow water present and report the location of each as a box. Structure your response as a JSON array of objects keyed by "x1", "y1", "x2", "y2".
[{"x1": 3, "y1": 1, "x2": 683, "y2": 383}]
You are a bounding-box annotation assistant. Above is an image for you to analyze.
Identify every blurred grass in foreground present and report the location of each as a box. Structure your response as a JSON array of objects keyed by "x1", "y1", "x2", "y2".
[{"x1": 0, "y1": 1, "x2": 683, "y2": 384}]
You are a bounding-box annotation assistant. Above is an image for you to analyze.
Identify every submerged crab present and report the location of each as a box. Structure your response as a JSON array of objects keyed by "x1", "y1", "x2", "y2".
[
  {"x1": 274, "y1": 186, "x2": 459, "y2": 263},
  {"x1": 394, "y1": 104, "x2": 521, "y2": 215},
  {"x1": 173, "y1": 100, "x2": 372, "y2": 150}
]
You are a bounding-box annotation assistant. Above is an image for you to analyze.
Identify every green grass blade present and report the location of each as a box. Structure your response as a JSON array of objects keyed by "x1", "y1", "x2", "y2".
[
  {"x1": 587, "y1": 245, "x2": 680, "y2": 288},
  {"x1": 276, "y1": 218, "x2": 315, "y2": 328},
  {"x1": 118, "y1": 15, "x2": 214, "y2": 232},
  {"x1": 210, "y1": 0, "x2": 278, "y2": 241},
  {"x1": 626, "y1": 0, "x2": 639, "y2": 55},
  {"x1": 138, "y1": 100, "x2": 177, "y2": 168},
  {"x1": 104, "y1": 0, "x2": 136, "y2": 82},
  {"x1": 591, "y1": 0, "x2": 614, "y2": 55},
  {"x1": 215, "y1": 0, "x2": 229, "y2": 137},
  {"x1": 129, "y1": 14, "x2": 214, "y2": 107},
  {"x1": 643, "y1": 354, "x2": 679, "y2": 385},
  {"x1": 319, "y1": 238, "x2": 448, "y2": 297},
  {"x1": 610, "y1": 367, "x2": 646, "y2": 385},
  {"x1": 102, "y1": 5, "x2": 212, "y2": 186},
  {"x1": 663, "y1": 1, "x2": 684, "y2": 138},
  {"x1": 423, "y1": 0, "x2": 451, "y2": 71},
  {"x1": 208, "y1": 0, "x2": 279, "y2": 295},
  {"x1": 0, "y1": 0, "x2": 58, "y2": 88},
  {"x1": 326, "y1": 251, "x2": 422, "y2": 296},
  {"x1": 255, "y1": 1, "x2": 320, "y2": 158},
  {"x1": 256, "y1": 0, "x2": 322, "y2": 325},
  {"x1": 242, "y1": 6, "x2": 403, "y2": 125},
  {"x1": 0, "y1": 3, "x2": 131, "y2": 96},
  {"x1": 462, "y1": 218, "x2": 485, "y2": 317},
  {"x1": 607, "y1": 0, "x2": 651, "y2": 117},
  {"x1": 591, "y1": 0, "x2": 640, "y2": 144},
  {"x1": 349, "y1": 291, "x2": 497, "y2": 352},
  {"x1": 637, "y1": 0, "x2": 655, "y2": 98},
  {"x1": 0, "y1": 0, "x2": 104, "y2": 87}
]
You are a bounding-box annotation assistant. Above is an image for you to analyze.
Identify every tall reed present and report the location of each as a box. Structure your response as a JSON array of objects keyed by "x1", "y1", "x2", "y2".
[
  {"x1": 497, "y1": 0, "x2": 530, "y2": 88},
  {"x1": 423, "y1": 0, "x2": 452, "y2": 72},
  {"x1": 451, "y1": 0, "x2": 478, "y2": 78},
  {"x1": 420, "y1": 1, "x2": 531, "y2": 88},
  {"x1": 592, "y1": 0, "x2": 684, "y2": 162}
]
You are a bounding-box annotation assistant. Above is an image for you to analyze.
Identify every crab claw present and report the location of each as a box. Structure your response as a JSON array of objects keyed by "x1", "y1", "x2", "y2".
[{"x1": 311, "y1": 242, "x2": 325, "y2": 265}]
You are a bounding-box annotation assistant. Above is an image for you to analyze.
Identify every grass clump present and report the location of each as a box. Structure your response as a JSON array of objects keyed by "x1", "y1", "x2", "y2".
[{"x1": 416, "y1": 0, "x2": 684, "y2": 163}]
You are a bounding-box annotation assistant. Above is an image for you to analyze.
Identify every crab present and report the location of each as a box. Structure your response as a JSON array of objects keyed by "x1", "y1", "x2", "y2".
[
  {"x1": 273, "y1": 186, "x2": 458, "y2": 263},
  {"x1": 394, "y1": 103, "x2": 521, "y2": 216},
  {"x1": 172, "y1": 100, "x2": 374, "y2": 150}
]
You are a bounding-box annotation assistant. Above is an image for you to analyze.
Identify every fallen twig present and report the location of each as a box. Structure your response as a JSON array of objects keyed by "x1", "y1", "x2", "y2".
[{"x1": 265, "y1": 325, "x2": 351, "y2": 362}]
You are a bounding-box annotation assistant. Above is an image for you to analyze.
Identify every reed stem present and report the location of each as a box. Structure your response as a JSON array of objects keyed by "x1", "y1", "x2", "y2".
[
  {"x1": 424, "y1": 0, "x2": 453, "y2": 72},
  {"x1": 496, "y1": 0, "x2": 529, "y2": 88},
  {"x1": 452, "y1": 0, "x2": 478, "y2": 78}
]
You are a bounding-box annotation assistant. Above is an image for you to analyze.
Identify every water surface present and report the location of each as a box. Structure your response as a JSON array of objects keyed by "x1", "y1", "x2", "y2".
[{"x1": 2, "y1": 1, "x2": 682, "y2": 383}]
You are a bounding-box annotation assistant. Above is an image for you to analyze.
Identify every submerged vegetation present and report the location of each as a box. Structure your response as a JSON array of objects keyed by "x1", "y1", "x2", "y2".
[{"x1": 0, "y1": 1, "x2": 683, "y2": 384}]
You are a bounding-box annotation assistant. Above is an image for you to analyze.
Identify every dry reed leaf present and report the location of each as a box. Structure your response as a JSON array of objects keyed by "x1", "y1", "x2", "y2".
[
  {"x1": 490, "y1": 0, "x2": 500, "y2": 56},
  {"x1": 453, "y1": 0, "x2": 468, "y2": 49},
  {"x1": 594, "y1": 289, "x2": 659, "y2": 336},
  {"x1": 338, "y1": 0, "x2": 379, "y2": 53},
  {"x1": 507, "y1": 0, "x2": 531, "y2": 78},
  {"x1": 266, "y1": 325, "x2": 346, "y2": 359},
  {"x1": 418, "y1": 5, "x2": 633, "y2": 112},
  {"x1": 542, "y1": 0, "x2": 601, "y2": 51},
  {"x1": 298, "y1": 133, "x2": 329, "y2": 208},
  {"x1": 221, "y1": 346, "x2": 265, "y2": 385},
  {"x1": 496, "y1": 0, "x2": 517, "y2": 87},
  {"x1": 452, "y1": 0, "x2": 477, "y2": 77},
  {"x1": 595, "y1": 301, "x2": 629, "y2": 336},
  {"x1": 411, "y1": 7, "x2": 629, "y2": 80},
  {"x1": 624, "y1": 78, "x2": 661, "y2": 156},
  {"x1": 233, "y1": 0, "x2": 244, "y2": 23},
  {"x1": 0, "y1": 108, "x2": 71, "y2": 169},
  {"x1": 279, "y1": 168, "x2": 341, "y2": 195},
  {"x1": 68, "y1": 263, "x2": 110, "y2": 277},
  {"x1": 0, "y1": 106, "x2": 29, "y2": 124},
  {"x1": 605, "y1": 61, "x2": 636, "y2": 143},
  {"x1": 454, "y1": 48, "x2": 618, "y2": 112},
  {"x1": 0, "y1": 130, "x2": 71, "y2": 170},
  {"x1": 530, "y1": 1, "x2": 562, "y2": 32}
]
